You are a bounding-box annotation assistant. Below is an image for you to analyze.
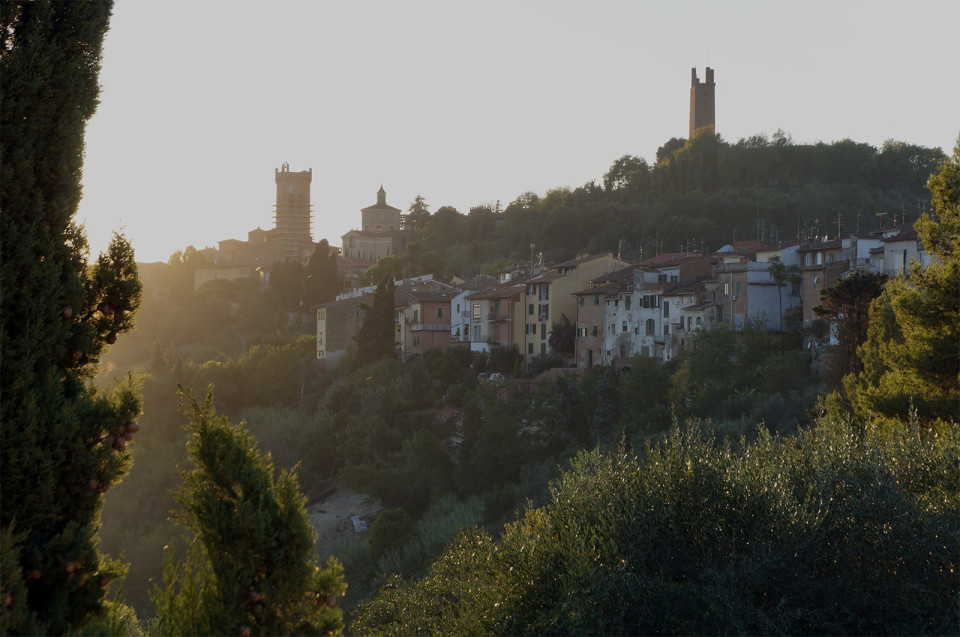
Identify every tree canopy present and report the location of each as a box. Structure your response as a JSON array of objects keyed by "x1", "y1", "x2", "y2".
[
  {"x1": 1, "y1": 1, "x2": 144, "y2": 632},
  {"x1": 845, "y1": 140, "x2": 960, "y2": 423}
]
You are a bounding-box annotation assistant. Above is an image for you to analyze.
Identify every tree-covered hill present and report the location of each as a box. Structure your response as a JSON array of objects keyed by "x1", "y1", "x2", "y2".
[{"x1": 404, "y1": 134, "x2": 944, "y2": 277}]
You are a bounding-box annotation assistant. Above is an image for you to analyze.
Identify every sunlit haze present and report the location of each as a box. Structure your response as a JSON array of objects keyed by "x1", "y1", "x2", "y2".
[{"x1": 78, "y1": 0, "x2": 960, "y2": 264}]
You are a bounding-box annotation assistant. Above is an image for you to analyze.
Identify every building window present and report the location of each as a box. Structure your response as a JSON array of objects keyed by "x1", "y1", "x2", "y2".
[
  {"x1": 527, "y1": 284, "x2": 536, "y2": 296},
  {"x1": 472, "y1": 303, "x2": 482, "y2": 320},
  {"x1": 528, "y1": 342, "x2": 534, "y2": 354},
  {"x1": 592, "y1": 324, "x2": 599, "y2": 336},
  {"x1": 540, "y1": 284, "x2": 549, "y2": 300},
  {"x1": 645, "y1": 319, "x2": 655, "y2": 336},
  {"x1": 436, "y1": 307, "x2": 444, "y2": 319},
  {"x1": 578, "y1": 296, "x2": 584, "y2": 306},
  {"x1": 663, "y1": 301, "x2": 670, "y2": 317},
  {"x1": 622, "y1": 321, "x2": 628, "y2": 332},
  {"x1": 624, "y1": 295, "x2": 631, "y2": 310},
  {"x1": 413, "y1": 310, "x2": 418, "y2": 323},
  {"x1": 473, "y1": 325, "x2": 481, "y2": 340},
  {"x1": 687, "y1": 316, "x2": 693, "y2": 331},
  {"x1": 736, "y1": 282, "x2": 743, "y2": 295},
  {"x1": 664, "y1": 324, "x2": 670, "y2": 335},
  {"x1": 540, "y1": 323, "x2": 546, "y2": 340},
  {"x1": 593, "y1": 295, "x2": 600, "y2": 305},
  {"x1": 696, "y1": 317, "x2": 702, "y2": 329}
]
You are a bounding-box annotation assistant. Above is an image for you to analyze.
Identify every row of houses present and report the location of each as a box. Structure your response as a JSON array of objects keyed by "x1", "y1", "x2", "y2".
[{"x1": 315, "y1": 226, "x2": 928, "y2": 371}]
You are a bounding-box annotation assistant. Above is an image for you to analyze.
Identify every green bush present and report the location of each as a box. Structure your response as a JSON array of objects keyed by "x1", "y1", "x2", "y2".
[{"x1": 352, "y1": 419, "x2": 960, "y2": 635}]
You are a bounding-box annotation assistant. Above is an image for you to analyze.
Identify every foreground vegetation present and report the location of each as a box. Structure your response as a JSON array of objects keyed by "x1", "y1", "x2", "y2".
[{"x1": 354, "y1": 420, "x2": 959, "y2": 635}]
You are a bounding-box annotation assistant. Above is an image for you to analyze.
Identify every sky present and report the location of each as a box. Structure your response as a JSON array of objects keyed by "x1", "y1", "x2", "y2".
[{"x1": 77, "y1": 0, "x2": 960, "y2": 264}]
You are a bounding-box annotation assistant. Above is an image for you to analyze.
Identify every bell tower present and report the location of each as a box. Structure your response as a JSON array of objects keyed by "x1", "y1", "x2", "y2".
[
  {"x1": 689, "y1": 67, "x2": 716, "y2": 139},
  {"x1": 273, "y1": 162, "x2": 313, "y2": 261}
]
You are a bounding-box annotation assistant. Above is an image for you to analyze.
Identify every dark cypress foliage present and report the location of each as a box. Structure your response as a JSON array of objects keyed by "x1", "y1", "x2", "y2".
[
  {"x1": 1, "y1": 1, "x2": 143, "y2": 632},
  {"x1": 354, "y1": 275, "x2": 397, "y2": 366}
]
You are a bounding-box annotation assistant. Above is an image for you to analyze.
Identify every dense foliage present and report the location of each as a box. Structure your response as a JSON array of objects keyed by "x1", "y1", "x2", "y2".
[
  {"x1": 844, "y1": 141, "x2": 960, "y2": 423},
  {"x1": 151, "y1": 391, "x2": 346, "y2": 636},
  {"x1": 353, "y1": 421, "x2": 959, "y2": 635},
  {"x1": 0, "y1": 1, "x2": 146, "y2": 632},
  {"x1": 405, "y1": 134, "x2": 944, "y2": 278}
]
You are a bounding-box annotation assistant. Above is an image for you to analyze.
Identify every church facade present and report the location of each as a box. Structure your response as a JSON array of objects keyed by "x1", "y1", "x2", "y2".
[{"x1": 341, "y1": 186, "x2": 408, "y2": 261}]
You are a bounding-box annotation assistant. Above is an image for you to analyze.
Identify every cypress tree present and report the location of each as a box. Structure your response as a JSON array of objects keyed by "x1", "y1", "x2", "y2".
[
  {"x1": 153, "y1": 391, "x2": 346, "y2": 636},
  {"x1": 303, "y1": 239, "x2": 340, "y2": 307},
  {"x1": 1, "y1": 1, "x2": 144, "y2": 633},
  {"x1": 354, "y1": 275, "x2": 396, "y2": 366}
]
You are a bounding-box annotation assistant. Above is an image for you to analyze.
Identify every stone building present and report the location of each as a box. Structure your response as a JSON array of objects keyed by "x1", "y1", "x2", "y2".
[
  {"x1": 690, "y1": 67, "x2": 716, "y2": 138},
  {"x1": 341, "y1": 186, "x2": 408, "y2": 261},
  {"x1": 274, "y1": 162, "x2": 314, "y2": 262}
]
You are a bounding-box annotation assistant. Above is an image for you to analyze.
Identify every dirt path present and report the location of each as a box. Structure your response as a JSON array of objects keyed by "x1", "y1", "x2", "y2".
[{"x1": 307, "y1": 488, "x2": 382, "y2": 552}]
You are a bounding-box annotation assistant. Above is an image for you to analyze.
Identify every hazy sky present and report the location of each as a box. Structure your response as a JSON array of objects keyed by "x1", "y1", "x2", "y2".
[{"x1": 77, "y1": 0, "x2": 960, "y2": 263}]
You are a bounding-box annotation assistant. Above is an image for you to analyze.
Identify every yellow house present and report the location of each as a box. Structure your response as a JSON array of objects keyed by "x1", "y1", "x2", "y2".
[{"x1": 521, "y1": 254, "x2": 629, "y2": 370}]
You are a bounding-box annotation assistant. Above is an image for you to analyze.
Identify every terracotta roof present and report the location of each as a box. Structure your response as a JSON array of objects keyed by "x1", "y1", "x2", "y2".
[
  {"x1": 467, "y1": 285, "x2": 525, "y2": 300},
  {"x1": 405, "y1": 289, "x2": 458, "y2": 303},
  {"x1": 663, "y1": 281, "x2": 702, "y2": 295},
  {"x1": 554, "y1": 254, "x2": 605, "y2": 269},
  {"x1": 573, "y1": 281, "x2": 625, "y2": 296},
  {"x1": 525, "y1": 272, "x2": 564, "y2": 284},
  {"x1": 884, "y1": 228, "x2": 919, "y2": 242},
  {"x1": 590, "y1": 266, "x2": 636, "y2": 285}
]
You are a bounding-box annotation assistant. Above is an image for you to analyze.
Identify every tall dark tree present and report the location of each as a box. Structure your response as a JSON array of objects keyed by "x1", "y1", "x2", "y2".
[
  {"x1": 403, "y1": 194, "x2": 430, "y2": 232},
  {"x1": 304, "y1": 239, "x2": 340, "y2": 307},
  {"x1": 768, "y1": 260, "x2": 802, "y2": 331},
  {"x1": 269, "y1": 260, "x2": 305, "y2": 311},
  {"x1": 1, "y1": 1, "x2": 144, "y2": 632},
  {"x1": 813, "y1": 270, "x2": 888, "y2": 382},
  {"x1": 355, "y1": 275, "x2": 397, "y2": 366}
]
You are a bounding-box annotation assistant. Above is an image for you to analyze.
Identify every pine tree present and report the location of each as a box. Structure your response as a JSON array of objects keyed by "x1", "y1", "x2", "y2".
[
  {"x1": 846, "y1": 140, "x2": 960, "y2": 422},
  {"x1": 402, "y1": 195, "x2": 430, "y2": 232},
  {"x1": 813, "y1": 270, "x2": 887, "y2": 382},
  {"x1": 152, "y1": 390, "x2": 346, "y2": 636},
  {"x1": 354, "y1": 275, "x2": 396, "y2": 366},
  {"x1": 1, "y1": 2, "x2": 144, "y2": 632}
]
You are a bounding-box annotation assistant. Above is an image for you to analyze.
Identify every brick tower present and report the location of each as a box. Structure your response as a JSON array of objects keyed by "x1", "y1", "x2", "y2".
[
  {"x1": 689, "y1": 67, "x2": 715, "y2": 139},
  {"x1": 273, "y1": 162, "x2": 313, "y2": 261}
]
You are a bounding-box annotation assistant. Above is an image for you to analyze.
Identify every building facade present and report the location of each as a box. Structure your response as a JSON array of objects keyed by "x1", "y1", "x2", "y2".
[
  {"x1": 274, "y1": 162, "x2": 313, "y2": 262},
  {"x1": 341, "y1": 186, "x2": 408, "y2": 261}
]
